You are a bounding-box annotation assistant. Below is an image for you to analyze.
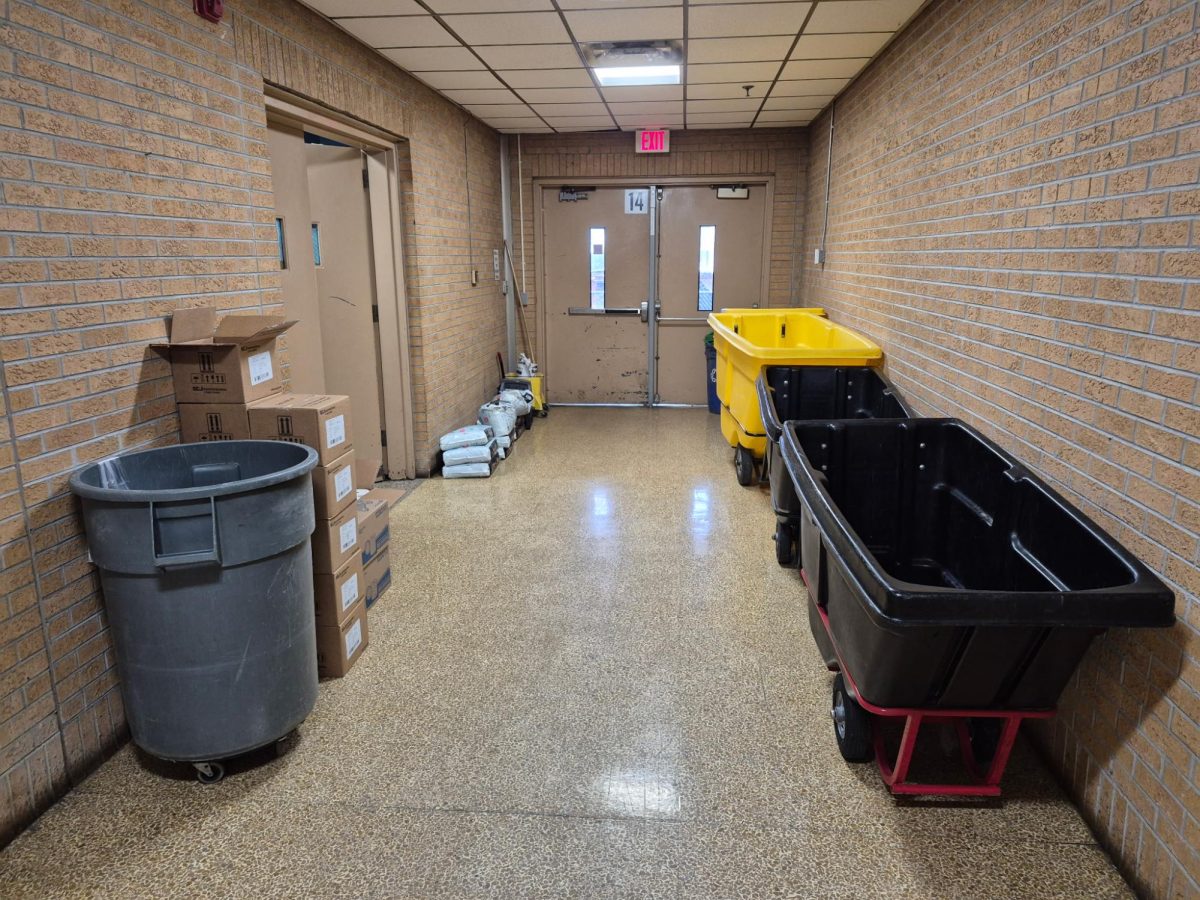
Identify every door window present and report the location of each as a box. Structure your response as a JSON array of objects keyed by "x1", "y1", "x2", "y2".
[
  {"x1": 275, "y1": 217, "x2": 287, "y2": 269},
  {"x1": 697, "y1": 225, "x2": 715, "y2": 311},
  {"x1": 589, "y1": 227, "x2": 606, "y2": 309}
]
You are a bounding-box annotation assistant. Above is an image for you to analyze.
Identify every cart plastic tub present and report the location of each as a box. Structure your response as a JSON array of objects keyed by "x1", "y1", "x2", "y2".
[
  {"x1": 70, "y1": 441, "x2": 320, "y2": 783},
  {"x1": 706, "y1": 308, "x2": 882, "y2": 485},
  {"x1": 757, "y1": 365, "x2": 911, "y2": 566},
  {"x1": 782, "y1": 418, "x2": 1174, "y2": 711}
]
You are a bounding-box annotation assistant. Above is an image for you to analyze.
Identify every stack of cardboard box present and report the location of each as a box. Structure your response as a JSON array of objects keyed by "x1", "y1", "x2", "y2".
[{"x1": 157, "y1": 308, "x2": 391, "y2": 679}]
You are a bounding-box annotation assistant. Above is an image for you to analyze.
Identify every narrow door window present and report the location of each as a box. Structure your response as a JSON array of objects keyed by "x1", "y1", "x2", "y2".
[
  {"x1": 589, "y1": 227, "x2": 606, "y2": 310},
  {"x1": 697, "y1": 225, "x2": 715, "y2": 311},
  {"x1": 275, "y1": 217, "x2": 287, "y2": 270},
  {"x1": 311, "y1": 223, "x2": 322, "y2": 266}
]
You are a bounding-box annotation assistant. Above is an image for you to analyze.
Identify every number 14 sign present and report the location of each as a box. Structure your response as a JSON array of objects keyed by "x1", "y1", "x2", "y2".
[{"x1": 624, "y1": 189, "x2": 648, "y2": 215}]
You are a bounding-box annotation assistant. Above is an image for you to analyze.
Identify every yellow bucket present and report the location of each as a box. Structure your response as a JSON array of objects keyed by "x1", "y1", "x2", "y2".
[{"x1": 707, "y1": 308, "x2": 883, "y2": 458}]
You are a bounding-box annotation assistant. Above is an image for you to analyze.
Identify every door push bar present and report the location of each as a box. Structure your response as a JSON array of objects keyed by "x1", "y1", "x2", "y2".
[{"x1": 567, "y1": 306, "x2": 641, "y2": 316}]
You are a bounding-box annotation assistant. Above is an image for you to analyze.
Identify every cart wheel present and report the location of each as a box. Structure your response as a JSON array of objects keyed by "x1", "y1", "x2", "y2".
[
  {"x1": 274, "y1": 730, "x2": 298, "y2": 759},
  {"x1": 774, "y1": 521, "x2": 798, "y2": 567},
  {"x1": 523, "y1": 412, "x2": 534, "y2": 430},
  {"x1": 831, "y1": 674, "x2": 873, "y2": 763},
  {"x1": 194, "y1": 761, "x2": 225, "y2": 785},
  {"x1": 968, "y1": 718, "x2": 1004, "y2": 766},
  {"x1": 734, "y1": 446, "x2": 755, "y2": 486}
]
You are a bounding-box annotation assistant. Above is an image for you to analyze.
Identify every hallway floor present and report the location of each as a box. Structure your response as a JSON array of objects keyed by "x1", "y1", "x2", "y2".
[{"x1": 1, "y1": 409, "x2": 1131, "y2": 899}]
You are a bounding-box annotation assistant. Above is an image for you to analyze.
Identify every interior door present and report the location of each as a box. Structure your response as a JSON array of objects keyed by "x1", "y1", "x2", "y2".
[
  {"x1": 542, "y1": 186, "x2": 650, "y2": 404},
  {"x1": 656, "y1": 184, "x2": 767, "y2": 404},
  {"x1": 306, "y1": 143, "x2": 385, "y2": 467},
  {"x1": 266, "y1": 123, "x2": 326, "y2": 393}
]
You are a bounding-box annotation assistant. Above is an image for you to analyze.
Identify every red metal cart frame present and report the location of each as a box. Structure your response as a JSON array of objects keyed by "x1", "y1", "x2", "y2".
[{"x1": 802, "y1": 570, "x2": 1055, "y2": 798}]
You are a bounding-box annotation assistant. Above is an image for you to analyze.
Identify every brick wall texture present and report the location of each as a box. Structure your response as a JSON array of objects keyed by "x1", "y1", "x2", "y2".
[
  {"x1": 0, "y1": 0, "x2": 503, "y2": 843},
  {"x1": 508, "y1": 128, "x2": 808, "y2": 357},
  {"x1": 800, "y1": 0, "x2": 1199, "y2": 896}
]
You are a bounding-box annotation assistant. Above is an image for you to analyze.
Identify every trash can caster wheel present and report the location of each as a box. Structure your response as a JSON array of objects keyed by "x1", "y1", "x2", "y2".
[
  {"x1": 194, "y1": 761, "x2": 225, "y2": 785},
  {"x1": 734, "y1": 446, "x2": 755, "y2": 486},
  {"x1": 831, "y1": 674, "x2": 873, "y2": 763},
  {"x1": 523, "y1": 412, "x2": 534, "y2": 430},
  {"x1": 775, "y1": 521, "x2": 798, "y2": 567}
]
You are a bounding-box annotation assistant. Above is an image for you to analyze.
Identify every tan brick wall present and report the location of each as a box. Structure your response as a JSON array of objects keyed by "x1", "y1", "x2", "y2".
[
  {"x1": 508, "y1": 128, "x2": 808, "y2": 356},
  {"x1": 800, "y1": 0, "x2": 1199, "y2": 895},
  {"x1": 0, "y1": 0, "x2": 503, "y2": 842}
]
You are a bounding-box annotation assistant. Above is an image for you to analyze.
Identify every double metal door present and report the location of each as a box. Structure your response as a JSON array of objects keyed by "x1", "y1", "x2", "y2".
[{"x1": 542, "y1": 183, "x2": 767, "y2": 406}]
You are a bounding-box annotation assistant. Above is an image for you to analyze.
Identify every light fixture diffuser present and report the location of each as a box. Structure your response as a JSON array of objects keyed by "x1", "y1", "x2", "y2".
[{"x1": 595, "y1": 65, "x2": 680, "y2": 87}]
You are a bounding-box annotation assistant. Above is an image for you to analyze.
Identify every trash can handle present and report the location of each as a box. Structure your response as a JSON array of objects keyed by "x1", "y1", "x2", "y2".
[{"x1": 149, "y1": 496, "x2": 222, "y2": 569}]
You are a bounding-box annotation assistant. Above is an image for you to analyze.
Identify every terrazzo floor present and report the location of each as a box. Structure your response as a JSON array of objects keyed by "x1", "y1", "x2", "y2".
[{"x1": 0, "y1": 408, "x2": 1131, "y2": 899}]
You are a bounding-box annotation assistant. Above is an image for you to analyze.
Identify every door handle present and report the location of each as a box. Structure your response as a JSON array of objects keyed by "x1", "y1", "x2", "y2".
[
  {"x1": 639, "y1": 301, "x2": 661, "y2": 323},
  {"x1": 567, "y1": 307, "x2": 641, "y2": 316}
]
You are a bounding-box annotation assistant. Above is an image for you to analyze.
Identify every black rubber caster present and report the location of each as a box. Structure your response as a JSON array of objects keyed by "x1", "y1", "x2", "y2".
[
  {"x1": 831, "y1": 673, "x2": 873, "y2": 762},
  {"x1": 774, "y1": 521, "x2": 798, "y2": 567},
  {"x1": 734, "y1": 446, "x2": 755, "y2": 486},
  {"x1": 523, "y1": 412, "x2": 534, "y2": 430},
  {"x1": 194, "y1": 761, "x2": 225, "y2": 784}
]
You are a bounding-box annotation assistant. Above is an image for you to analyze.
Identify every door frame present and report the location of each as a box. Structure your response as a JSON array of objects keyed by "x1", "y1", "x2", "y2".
[
  {"x1": 264, "y1": 88, "x2": 416, "y2": 479},
  {"x1": 534, "y1": 175, "x2": 775, "y2": 406}
]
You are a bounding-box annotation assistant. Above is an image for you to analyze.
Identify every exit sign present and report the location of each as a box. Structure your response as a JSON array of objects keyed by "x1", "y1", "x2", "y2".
[{"x1": 635, "y1": 129, "x2": 670, "y2": 154}]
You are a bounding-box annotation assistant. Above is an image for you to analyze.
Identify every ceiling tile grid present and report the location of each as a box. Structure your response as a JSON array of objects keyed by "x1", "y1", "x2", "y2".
[{"x1": 299, "y1": 0, "x2": 927, "y2": 133}]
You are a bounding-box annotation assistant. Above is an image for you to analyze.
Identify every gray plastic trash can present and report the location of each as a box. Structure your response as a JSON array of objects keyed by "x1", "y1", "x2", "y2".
[{"x1": 70, "y1": 441, "x2": 319, "y2": 783}]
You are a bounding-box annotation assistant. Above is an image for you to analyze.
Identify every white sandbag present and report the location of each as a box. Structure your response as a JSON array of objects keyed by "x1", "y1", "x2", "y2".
[
  {"x1": 440, "y1": 424, "x2": 493, "y2": 451},
  {"x1": 495, "y1": 432, "x2": 512, "y2": 449},
  {"x1": 443, "y1": 462, "x2": 492, "y2": 479},
  {"x1": 479, "y1": 402, "x2": 516, "y2": 435},
  {"x1": 497, "y1": 388, "x2": 532, "y2": 416},
  {"x1": 444, "y1": 442, "x2": 494, "y2": 466}
]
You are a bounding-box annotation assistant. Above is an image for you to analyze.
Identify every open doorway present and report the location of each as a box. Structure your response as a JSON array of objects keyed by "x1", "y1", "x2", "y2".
[{"x1": 264, "y1": 92, "x2": 415, "y2": 479}]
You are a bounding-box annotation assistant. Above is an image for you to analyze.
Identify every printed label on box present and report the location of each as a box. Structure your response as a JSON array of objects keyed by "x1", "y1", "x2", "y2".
[
  {"x1": 326, "y1": 414, "x2": 346, "y2": 449},
  {"x1": 345, "y1": 619, "x2": 363, "y2": 659},
  {"x1": 334, "y1": 465, "x2": 353, "y2": 502},
  {"x1": 339, "y1": 518, "x2": 358, "y2": 553},
  {"x1": 341, "y1": 573, "x2": 359, "y2": 612},
  {"x1": 248, "y1": 351, "x2": 273, "y2": 385}
]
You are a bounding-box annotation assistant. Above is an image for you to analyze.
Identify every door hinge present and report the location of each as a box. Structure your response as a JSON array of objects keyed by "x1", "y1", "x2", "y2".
[
  {"x1": 362, "y1": 168, "x2": 369, "y2": 190},
  {"x1": 371, "y1": 305, "x2": 379, "y2": 323},
  {"x1": 380, "y1": 429, "x2": 387, "y2": 447}
]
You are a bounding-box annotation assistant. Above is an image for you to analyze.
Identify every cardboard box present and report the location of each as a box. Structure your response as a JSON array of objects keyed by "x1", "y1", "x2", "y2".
[
  {"x1": 153, "y1": 307, "x2": 293, "y2": 404},
  {"x1": 178, "y1": 403, "x2": 252, "y2": 442},
  {"x1": 248, "y1": 393, "x2": 353, "y2": 464},
  {"x1": 315, "y1": 599, "x2": 368, "y2": 678},
  {"x1": 313, "y1": 449, "x2": 356, "y2": 520},
  {"x1": 314, "y1": 555, "x2": 365, "y2": 627},
  {"x1": 363, "y1": 544, "x2": 391, "y2": 608},
  {"x1": 311, "y1": 504, "x2": 358, "y2": 574},
  {"x1": 356, "y1": 493, "x2": 391, "y2": 567}
]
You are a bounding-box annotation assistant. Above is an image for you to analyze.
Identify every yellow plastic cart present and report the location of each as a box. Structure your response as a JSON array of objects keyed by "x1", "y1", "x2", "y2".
[{"x1": 707, "y1": 308, "x2": 883, "y2": 485}]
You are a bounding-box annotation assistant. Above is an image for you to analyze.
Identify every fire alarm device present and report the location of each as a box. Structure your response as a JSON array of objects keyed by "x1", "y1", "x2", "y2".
[{"x1": 194, "y1": 0, "x2": 223, "y2": 23}]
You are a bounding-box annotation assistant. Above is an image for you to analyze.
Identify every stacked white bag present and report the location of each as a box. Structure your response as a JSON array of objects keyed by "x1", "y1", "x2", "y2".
[{"x1": 440, "y1": 425, "x2": 497, "y2": 478}]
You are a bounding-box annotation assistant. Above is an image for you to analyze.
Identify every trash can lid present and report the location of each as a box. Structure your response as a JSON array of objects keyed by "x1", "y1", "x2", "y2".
[{"x1": 69, "y1": 440, "x2": 318, "y2": 502}]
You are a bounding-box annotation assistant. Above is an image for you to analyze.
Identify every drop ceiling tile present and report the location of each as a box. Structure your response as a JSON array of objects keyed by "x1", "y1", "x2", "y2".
[
  {"x1": 462, "y1": 103, "x2": 535, "y2": 116},
  {"x1": 689, "y1": 2, "x2": 811, "y2": 38},
  {"x1": 428, "y1": 0, "x2": 551, "y2": 11},
  {"x1": 559, "y1": 0, "x2": 679, "y2": 6},
  {"x1": 754, "y1": 119, "x2": 812, "y2": 127},
  {"x1": 519, "y1": 87, "x2": 603, "y2": 103},
  {"x1": 565, "y1": 7, "x2": 683, "y2": 41},
  {"x1": 443, "y1": 11, "x2": 568, "y2": 45},
  {"x1": 780, "y1": 58, "x2": 869, "y2": 79},
  {"x1": 688, "y1": 36, "x2": 795, "y2": 64},
  {"x1": 499, "y1": 68, "x2": 594, "y2": 88},
  {"x1": 687, "y1": 122, "x2": 753, "y2": 130},
  {"x1": 756, "y1": 109, "x2": 815, "y2": 122},
  {"x1": 442, "y1": 88, "x2": 522, "y2": 104},
  {"x1": 772, "y1": 77, "x2": 850, "y2": 95},
  {"x1": 414, "y1": 70, "x2": 505, "y2": 90},
  {"x1": 790, "y1": 32, "x2": 891, "y2": 59},
  {"x1": 686, "y1": 98, "x2": 762, "y2": 112},
  {"x1": 555, "y1": 126, "x2": 620, "y2": 132},
  {"x1": 615, "y1": 117, "x2": 684, "y2": 129},
  {"x1": 532, "y1": 102, "x2": 610, "y2": 115},
  {"x1": 498, "y1": 126, "x2": 555, "y2": 132},
  {"x1": 481, "y1": 116, "x2": 547, "y2": 126},
  {"x1": 384, "y1": 46, "x2": 483, "y2": 70},
  {"x1": 687, "y1": 82, "x2": 771, "y2": 100},
  {"x1": 805, "y1": 0, "x2": 922, "y2": 33},
  {"x1": 477, "y1": 44, "x2": 583, "y2": 69},
  {"x1": 762, "y1": 95, "x2": 824, "y2": 110},
  {"x1": 542, "y1": 115, "x2": 616, "y2": 126},
  {"x1": 601, "y1": 85, "x2": 683, "y2": 102},
  {"x1": 608, "y1": 101, "x2": 683, "y2": 115},
  {"x1": 302, "y1": 0, "x2": 425, "y2": 15},
  {"x1": 687, "y1": 62, "x2": 782, "y2": 83},
  {"x1": 686, "y1": 111, "x2": 756, "y2": 124},
  {"x1": 337, "y1": 15, "x2": 451, "y2": 47}
]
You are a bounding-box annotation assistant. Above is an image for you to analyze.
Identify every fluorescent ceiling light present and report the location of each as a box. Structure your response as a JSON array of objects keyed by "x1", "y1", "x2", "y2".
[{"x1": 595, "y1": 65, "x2": 680, "y2": 87}]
